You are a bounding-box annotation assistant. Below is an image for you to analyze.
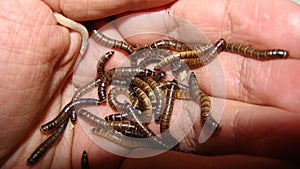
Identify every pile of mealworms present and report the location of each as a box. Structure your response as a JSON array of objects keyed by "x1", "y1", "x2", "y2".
[{"x1": 26, "y1": 20, "x2": 289, "y2": 166}]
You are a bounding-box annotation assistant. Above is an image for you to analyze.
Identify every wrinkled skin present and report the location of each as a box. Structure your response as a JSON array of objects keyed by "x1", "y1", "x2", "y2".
[{"x1": 1, "y1": 0, "x2": 300, "y2": 168}]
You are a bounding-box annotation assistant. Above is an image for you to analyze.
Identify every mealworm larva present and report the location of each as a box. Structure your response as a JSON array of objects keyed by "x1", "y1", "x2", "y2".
[
  {"x1": 105, "y1": 113, "x2": 128, "y2": 122},
  {"x1": 40, "y1": 99, "x2": 102, "y2": 133},
  {"x1": 141, "y1": 77, "x2": 166, "y2": 121},
  {"x1": 138, "y1": 55, "x2": 164, "y2": 69},
  {"x1": 174, "y1": 89, "x2": 191, "y2": 99},
  {"x1": 81, "y1": 150, "x2": 89, "y2": 169},
  {"x1": 130, "y1": 77, "x2": 157, "y2": 109},
  {"x1": 153, "y1": 42, "x2": 215, "y2": 70},
  {"x1": 53, "y1": 12, "x2": 89, "y2": 57},
  {"x1": 150, "y1": 39, "x2": 192, "y2": 51},
  {"x1": 223, "y1": 40, "x2": 289, "y2": 59},
  {"x1": 132, "y1": 87, "x2": 153, "y2": 123},
  {"x1": 122, "y1": 101, "x2": 171, "y2": 149},
  {"x1": 109, "y1": 121, "x2": 146, "y2": 138},
  {"x1": 98, "y1": 68, "x2": 158, "y2": 101},
  {"x1": 27, "y1": 119, "x2": 69, "y2": 165},
  {"x1": 160, "y1": 80, "x2": 178, "y2": 133},
  {"x1": 108, "y1": 86, "x2": 138, "y2": 111},
  {"x1": 91, "y1": 127, "x2": 150, "y2": 148},
  {"x1": 73, "y1": 78, "x2": 102, "y2": 100},
  {"x1": 92, "y1": 29, "x2": 135, "y2": 54},
  {"x1": 183, "y1": 39, "x2": 225, "y2": 68},
  {"x1": 77, "y1": 109, "x2": 108, "y2": 127},
  {"x1": 188, "y1": 72, "x2": 220, "y2": 132},
  {"x1": 158, "y1": 80, "x2": 189, "y2": 91},
  {"x1": 97, "y1": 51, "x2": 114, "y2": 76}
]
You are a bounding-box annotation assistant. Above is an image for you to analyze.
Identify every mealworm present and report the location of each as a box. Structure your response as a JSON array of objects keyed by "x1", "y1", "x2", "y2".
[
  {"x1": 109, "y1": 121, "x2": 146, "y2": 138},
  {"x1": 153, "y1": 43, "x2": 214, "y2": 70},
  {"x1": 98, "y1": 68, "x2": 158, "y2": 101},
  {"x1": 91, "y1": 127, "x2": 150, "y2": 148},
  {"x1": 138, "y1": 55, "x2": 164, "y2": 69},
  {"x1": 160, "y1": 80, "x2": 178, "y2": 133},
  {"x1": 183, "y1": 39, "x2": 225, "y2": 68},
  {"x1": 188, "y1": 72, "x2": 220, "y2": 132},
  {"x1": 97, "y1": 51, "x2": 114, "y2": 76},
  {"x1": 223, "y1": 40, "x2": 289, "y2": 59},
  {"x1": 81, "y1": 150, "x2": 89, "y2": 169},
  {"x1": 130, "y1": 77, "x2": 157, "y2": 109},
  {"x1": 158, "y1": 80, "x2": 189, "y2": 91},
  {"x1": 40, "y1": 99, "x2": 102, "y2": 133},
  {"x1": 71, "y1": 78, "x2": 102, "y2": 122},
  {"x1": 53, "y1": 12, "x2": 88, "y2": 57},
  {"x1": 92, "y1": 29, "x2": 135, "y2": 54},
  {"x1": 150, "y1": 39, "x2": 192, "y2": 51},
  {"x1": 27, "y1": 119, "x2": 69, "y2": 165},
  {"x1": 132, "y1": 87, "x2": 153, "y2": 123},
  {"x1": 141, "y1": 77, "x2": 166, "y2": 121},
  {"x1": 108, "y1": 86, "x2": 139, "y2": 111},
  {"x1": 122, "y1": 101, "x2": 171, "y2": 149},
  {"x1": 77, "y1": 109, "x2": 108, "y2": 127}
]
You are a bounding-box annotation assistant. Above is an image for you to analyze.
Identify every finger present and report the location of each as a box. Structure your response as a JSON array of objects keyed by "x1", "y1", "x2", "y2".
[
  {"x1": 120, "y1": 150, "x2": 298, "y2": 169},
  {"x1": 169, "y1": 0, "x2": 300, "y2": 58},
  {"x1": 187, "y1": 98, "x2": 300, "y2": 162},
  {"x1": 42, "y1": 0, "x2": 176, "y2": 20}
]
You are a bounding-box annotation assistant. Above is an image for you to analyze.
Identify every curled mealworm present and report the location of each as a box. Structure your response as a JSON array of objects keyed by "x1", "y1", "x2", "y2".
[
  {"x1": 27, "y1": 119, "x2": 69, "y2": 165},
  {"x1": 222, "y1": 40, "x2": 289, "y2": 59},
  {"x1": 188, "y1": 72, "x2": 220, "y2": 132},
  {"x1": 108, "y1": 86, "x2": 138, "y2": 112},
  {"x1": 53, "y1": 12, "x2": 89, "y2": 57},
  {"x1": 92, "y1": 28, "x2": 135, "y2": 55},
  {"x1": 40, "y1": 99, "x2": 102, "y2": 133},
  {"x1": 97, "y1": 51, "x2": 114, "y2": 76},
  {"x1": 130, "y1": 77, "x2": 157, "y2": 109},
  {"x1": 132, "y1": 87, "x2": 153, "y2": 123}
]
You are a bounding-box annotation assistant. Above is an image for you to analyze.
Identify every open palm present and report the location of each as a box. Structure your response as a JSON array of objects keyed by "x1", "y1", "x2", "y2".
[{"x1": 1, "y1": 0, "x2": 300, "y2": 169}]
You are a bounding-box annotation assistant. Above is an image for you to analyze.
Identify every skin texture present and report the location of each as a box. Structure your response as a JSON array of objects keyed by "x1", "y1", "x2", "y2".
[{"x1": 0, "y1": 0, "x2": 299, "y2": 168}]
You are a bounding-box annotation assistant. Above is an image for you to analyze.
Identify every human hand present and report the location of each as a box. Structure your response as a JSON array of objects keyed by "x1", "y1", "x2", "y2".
[{"x1": 78, "y1": 0, "x2": 300, "y2": 169}]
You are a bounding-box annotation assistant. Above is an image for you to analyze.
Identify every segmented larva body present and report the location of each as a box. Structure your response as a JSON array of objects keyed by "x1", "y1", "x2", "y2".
[
  {"x1": 109, "y1": 121, "x2": 146, "y2": 138},
  {"x1": 40, "y1": 99, "x2": 102, "y2": 133},
  {"x1": 131, "y1": 77, "x2": 157, "y2": 108},
  {"x1": 160, "y1": 80, "x2": 178, "y2": 133},
  {"x1": 77, "y1": 109, "x2": 108, "y2": 127},
  {"x1": 138, "y1": 56, "x2": 164, "y2": 69},
  {"x1": 81, "y1": 150, "x2": 89, "y2": 169},
  {"x1": 108, "y1": 86, "x2": 138, "y2": 112},
  {"x1": 98, "y1": 67, "x2": 158, "y2": 102},
  {"x1": 174, "y1": 89, "x2": 191, "y2": 100},
  {"x1": 122, "y1": 101, "x2": 171, "y2": 149},
  {"x1": 132, "y1": 87, "x2": 153, "y2": 123},
  {"x1": 150, "y1": 39, "x2": 192, "y2": 51},
  {"x1": 91, "y1": 127, "x2": 150, "y2": 148},
  {"x1": 92, "y1": 29, "x2": 135, "y2": 54},
  {"x1": 72, "y1": 78, "x2": 102, "y2": 122},
  {"x1": 27, "y1": 119, "x2": 69, "y2": 165},
  {"x1": 183, "y1": 39, "x2": 225, "y2": 68},
  {"x1": 223, "y1": 41, "x2": 289, "y2": 59},
  {"x1": 97, "y1": 51, "x2": 114, "y2": 76},
  {"x1": 188, "y1": 72, "x2": 220, "y2": 132},
  {"x1": 141, "y1": 77, "x2": 166, "y2": 121}
]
